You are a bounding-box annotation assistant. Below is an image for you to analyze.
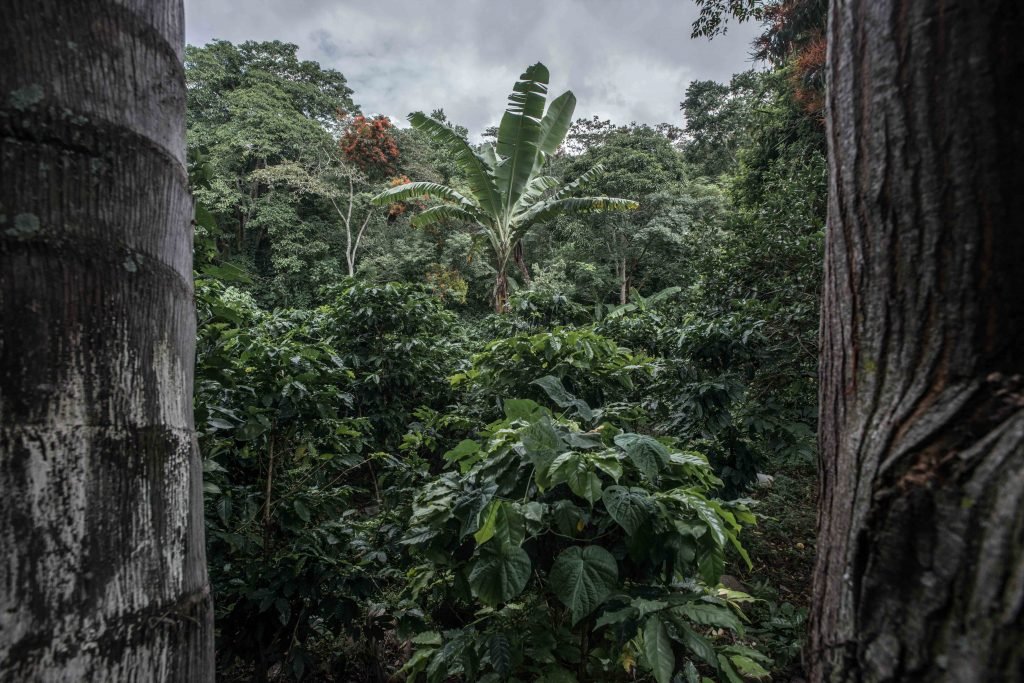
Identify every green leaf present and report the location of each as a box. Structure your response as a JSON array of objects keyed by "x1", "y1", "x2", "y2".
[
  {"x1": 674, "y1": 624, "x2": 718, "y2": 668},
  {"x1": 718, "y1": 655, "x2": 745, "y2": 683},
  {"x1": 444, "y1": 439, "x2": 482, "y2": 472},
  {"x1": 549, "y1": 452, "x2": 602, "y2": 504},
  {"x1": 643, "y1": 615, "x2": 675, "y2": 683},
  {"x1": 371, "y1": 181, "x2": 477, "y2": 208},
  {"x1": 469, "y1": 544, "x2": 532, "y2": 606},
  {"x1": 404, "y1": 112, "x2": 502, "y2": 218},
  {"x1": 411, "y1": 631, "x2": 443, "y2": 646},
  {"x1": 593, "y1": 605, "x2": 638, "y2": 629},
  {"x1": 207, "y1": 417, "x2": 234, "y2": 430},
  {"x1": 495, "y1": 63, "x2": 549, "y2": 213},
  {"x1": 474, "y1": 500, "x2": 501, "y2": 545},
  {"x1": 614, "y1": 433, "x2": 670, "y2": 481},
  {"x1": 494, "y1": 502, "x2": 526, "y2": 547},
  {"x1": 548, "y1": 545, "x2": 618, "y2": 625},
  {"x1": 488, "y1": 633, "x2": 513, "y2": 678},
  {"x1": 673, "y1": 602, "x2": 744, "y2": 635},
  {"x1": 602, "y1": 486, "x2": 652, "y2": 535},
  {"x1": 504, "y1": 398, "x2": 544, "y2": 421},
  {"x1": 201, "y1": 262, "x2": 252, "y2": 283},
  {"x1": 293, "y1": 500, "x2": 311, "y2": 523},
  {"x1": 729, "y1": 654, "x2": 770, "y2": 679},
  {"x1": 522, "y1": 418, "x2": 563, "y2": 485},
  {"x1": 475, "y1": 501, "x2": 526, "y2": 548},
  {"x1": 537, "y1": 90, "x2": 577, "y2": 156},
  {"x1": 531, "y1": 375, "x2": 593, "y2": 420},
  {"x1": 235, "y1": 420, "x2": 267, "y2": 442},
  {"x1": 698, "y1": 545, "x2": 726, "y2": 585}
]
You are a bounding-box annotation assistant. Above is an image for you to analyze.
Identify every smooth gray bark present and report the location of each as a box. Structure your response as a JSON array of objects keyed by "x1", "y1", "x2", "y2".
[
  {"x1": 811, "y1": 0, "x2": 1024, "y2": 681},
  {"x1": 0, "y1": 1, "x2": 214, "y2": 678}
]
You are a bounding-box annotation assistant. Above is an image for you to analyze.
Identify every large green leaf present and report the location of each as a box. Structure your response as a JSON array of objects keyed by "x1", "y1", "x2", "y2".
[
  {"x1": 537, "y1": 90, "x2": 577, "y2": 155},
  {"x1": 475, "y1": 500, "x2": 526, "y2": 548},
  {"x1": 673, "y1": 602, "x2": 744, "y2": 635},
  {"x1": 548, "y1": 452, "x2": 602, "y2": 504},
  {"x1": 495, "y1": 63, "x2": 549, "y2": 215},
  {"x1": 548, "y1": 545, "x2": 618, "y2": 624},
  {"x1": 522, "y1": 417, "x2": 564, "y2": 486},
  {"x1": 519, "y1": 196, "x2": 639, "y2": 230},
  {"x1": 643, "y1": 615, "x2": 675, "y2": 683},
  {"x1": 406, "y1": 112, "x2": 502, "y2": 219},
  {"x1": 410, "y1": 204, "x2": 482, "y2": 228},
  {"x1": 469, "y1": 543, "x2": 532, "y2": 606},
  {"x1": 370, "y1": 181, "x2": 476, "y2": 208},
  {"x1": 531, "y1": 375, "x2": 593, "y2": 420},
  {"x1": 614, "y1": 433, "x2": 671, "y2": 481},
  {"x1": 602, "y1": 486, "x2": 652, "y2": 535}
]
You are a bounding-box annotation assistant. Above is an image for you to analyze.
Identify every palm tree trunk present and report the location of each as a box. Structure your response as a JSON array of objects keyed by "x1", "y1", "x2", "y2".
[
  {"x1": 492, "y1": 245, "x2": 513, "y2": 312},
  {"x1": 0, "y1": 1, "x2": 214, "y2": 679},
  {"x1": 494, "y1": 269, "x2": 510, "y2": 313},
  {"x1": 513, "y1": 241, "x2": 532, "y2": 286}
]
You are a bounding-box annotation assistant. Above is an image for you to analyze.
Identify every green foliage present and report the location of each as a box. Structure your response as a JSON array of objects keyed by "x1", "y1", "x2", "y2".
[
  {"x1": 371, "y1": 63, "x2": 638, "y2": 311},
  {"x1": 185, "y1": 30, "x2": 825, "y2": 681},
  {"x1": 397, "y1": 397, "x2": 761, "y2": 681},
  {"x1": 321, "y1": 281, "x2": 466, "y2": 446},
  {"x1": 453, "y1": 327, "x2": 652, "y2": 415}
]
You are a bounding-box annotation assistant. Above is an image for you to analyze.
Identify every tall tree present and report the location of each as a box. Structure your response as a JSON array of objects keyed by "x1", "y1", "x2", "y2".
[
  {"x1": 811, "y1": 1, "x2": 1024, "y2": 680},
  {"x1": 372, "y1": 63, "x2": 638, "y2": 312},
  {"x1": 0, "y1": 1, "x2": 213, "y2": 679}
]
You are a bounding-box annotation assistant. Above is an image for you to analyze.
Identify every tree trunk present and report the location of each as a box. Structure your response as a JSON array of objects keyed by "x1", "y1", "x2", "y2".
[
  {"x1": 811, "y1": 1, "x2": 1024, "y2": 681},
  {"x1": 513, "y1": 241, "x2": 532, "y2": 286},
  {"x1": 619, "y1": 257, "x2": 630, "y2": 305},
  {"x1": 0, "y1": 1, "x2": 214, "y2": 679},
  {"x1": 494, "y1": 268, "x2": 510, "y2": 313}
]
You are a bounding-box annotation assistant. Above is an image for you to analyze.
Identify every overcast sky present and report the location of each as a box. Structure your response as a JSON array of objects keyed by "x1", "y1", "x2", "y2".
[{"x1": 184, "y1": 0, "x2": 762, "y2": 137}]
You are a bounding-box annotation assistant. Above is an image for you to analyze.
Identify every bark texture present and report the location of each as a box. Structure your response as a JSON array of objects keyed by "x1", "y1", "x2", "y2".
[
  {"x1": 0, "y1": 1, "x2": 214, "y2": 679},
  {"x1": 811, "y1": 1, "x2": 1024, "y2": 681}
]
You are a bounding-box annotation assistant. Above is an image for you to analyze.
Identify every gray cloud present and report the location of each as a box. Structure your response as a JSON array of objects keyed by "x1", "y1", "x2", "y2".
[{"x1": 184, "y1": 0, "x2": 762, "y2": 137}]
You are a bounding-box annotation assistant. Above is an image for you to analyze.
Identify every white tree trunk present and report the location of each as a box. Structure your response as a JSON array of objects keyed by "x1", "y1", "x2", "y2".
[{"x1": 0, "y1": 1, "x2": 214, "y2": 679}]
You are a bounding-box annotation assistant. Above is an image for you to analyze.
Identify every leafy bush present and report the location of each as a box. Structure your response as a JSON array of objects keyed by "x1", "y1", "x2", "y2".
[
  {"x1": 397, "y1": 385, "x2": 766, "y2": 682},
  {"x1": 453, "y1": 327, "x2": 653, "y2": 416},
  {"x1": 321, "y1": 281, "x2": 467, "y2": 446}
]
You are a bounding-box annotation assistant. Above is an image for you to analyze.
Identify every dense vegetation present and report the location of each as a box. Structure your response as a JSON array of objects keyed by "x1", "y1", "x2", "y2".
[{"x1": 186, "y1": 13, "x2": 827, "y2": 679}]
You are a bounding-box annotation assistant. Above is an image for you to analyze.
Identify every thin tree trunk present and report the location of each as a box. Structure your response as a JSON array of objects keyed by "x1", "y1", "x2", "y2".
[
  {"x1": 513, "y1": 241, "x2": 532, "y2": 286},
  {"x1": 494, "y1": 248, "x2": 512, "y2": 313},
  {"x1": 811, "y1": 1, "x2": 1024, "y2": 681},
  {"x1": 0, "y1": 1, "x2": 214, "y2": 679},
  {"x1": 494, "y1": 269, "x2": 510, "y2": 313},
  {"x1": 619, "y1": 256, "x2": 630, "y2": 305}
]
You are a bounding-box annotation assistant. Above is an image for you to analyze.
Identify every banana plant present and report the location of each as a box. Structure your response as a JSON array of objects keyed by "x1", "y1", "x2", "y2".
[{"x1": 371, "y1": 63, "x2": 638, "y2": 312}]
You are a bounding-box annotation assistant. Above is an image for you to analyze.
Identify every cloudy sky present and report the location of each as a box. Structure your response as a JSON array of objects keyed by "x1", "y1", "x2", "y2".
[{"x1": 184, "y1": 0, "x2": 762, "y2": 137}]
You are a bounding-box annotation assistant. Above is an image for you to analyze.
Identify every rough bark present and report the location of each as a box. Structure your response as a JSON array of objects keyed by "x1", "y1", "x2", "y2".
[
  {"x1": 811, "y1": 1, "x2": 1024, "y2": 681},
  {"x1": 513, "y1": 241, "x2": 532, "y2": 286},
  {"x1": 0, "y1": 1, "x2": 214, "y2": 679}
]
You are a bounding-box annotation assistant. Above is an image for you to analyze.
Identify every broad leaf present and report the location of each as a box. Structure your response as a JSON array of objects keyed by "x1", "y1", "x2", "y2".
[
  {"x1": 495, "y1": 63, "x2": 549, "y2": 214},
  {"x1": 614, "y1": 433, "x2": 670, "y2": 481},
  {"x1": 469, "y1": 544, "x2": 532, "y2": 607},
  {"x1": 602, "y1": 486, "x2": 652, "y2": 535},
  {"x1": 549, "y1": 545, "x2": 618, "y2": 624},
  {"x1": 549, "y1": 452, "x2": 603, "y2": 504},
  {"x1": 537, "y1": 90, "x2": 577, "y2": 155},
  {"x1": 643, "y1": 615, "x2": 675, "y2": 683}
]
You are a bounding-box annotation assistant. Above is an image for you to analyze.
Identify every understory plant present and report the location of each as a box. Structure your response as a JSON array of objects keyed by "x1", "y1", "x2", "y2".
[{"x1": 397, "y1": 378, "x2": 769, "y2": 682}]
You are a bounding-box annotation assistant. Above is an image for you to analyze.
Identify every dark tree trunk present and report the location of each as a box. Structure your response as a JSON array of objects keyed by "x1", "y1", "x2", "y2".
[
  {"x1": 811, "y1": 1, "x2": 1024, "y2": 681},
  {"x1": 0, "y1": 1, "x2": 214, "y2": 679},
  {"x1": 513, "y1": 240, "x2": 532, "y2": 286}
]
